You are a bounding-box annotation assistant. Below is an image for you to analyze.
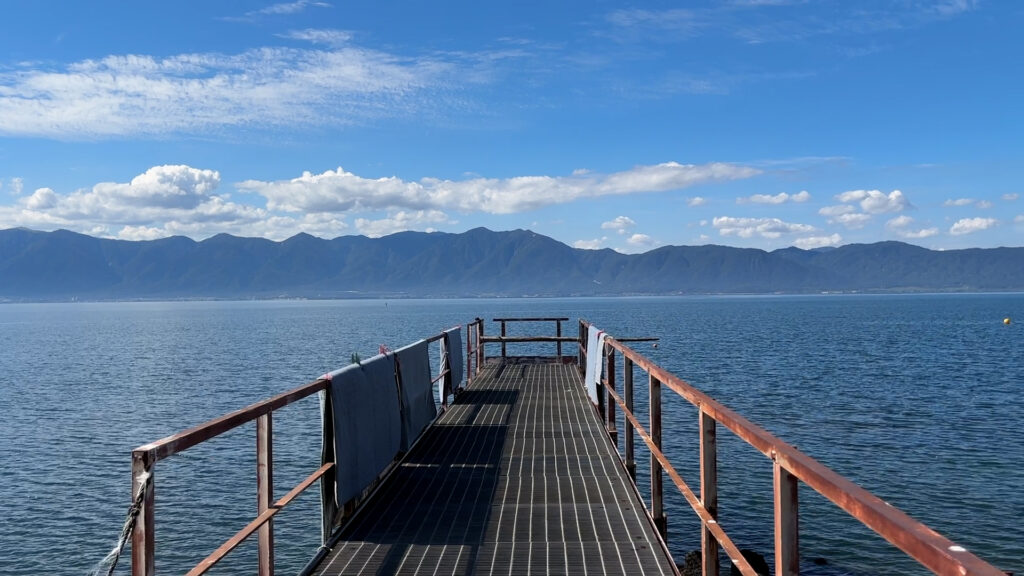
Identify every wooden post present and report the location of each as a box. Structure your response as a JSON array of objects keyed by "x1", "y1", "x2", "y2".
[
  {"x1": 700, "y1": 409, "x2": 719, "y2": 576},
  {"x1": 624, "y1": 357, "x2": 636, "y2": 481},
  {"x1": 774, "y1": 460, "x2": 799, "y2": 576},
  {"x1": 650, "y1": 374, "x2": 666, "y2": 538},
  {"x1": 131, "y1": 452, "x2": 155, "y2": 576},
  {"x1": 257, "y1": 413, "x2": 274, "y2": 576},
  {"x1": 556, "y1": 320, "x2": 563, "y2": 358},
  {"x1": 606, "y1": 347, "x2": 617, "y2": 443},
  {"x1": 500, "y1": 320, "x2": 507, "y2": 358}
]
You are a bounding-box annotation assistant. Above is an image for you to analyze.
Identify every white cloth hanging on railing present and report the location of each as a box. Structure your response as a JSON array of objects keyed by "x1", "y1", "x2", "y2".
[{"x1": 584, "y1": 325, "x2": 607, "y2": 405}]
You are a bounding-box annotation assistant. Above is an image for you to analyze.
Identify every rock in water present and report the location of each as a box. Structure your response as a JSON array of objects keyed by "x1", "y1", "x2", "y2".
[{"x1": 730, "y1": 549, "x2": 771, "y2": 576}]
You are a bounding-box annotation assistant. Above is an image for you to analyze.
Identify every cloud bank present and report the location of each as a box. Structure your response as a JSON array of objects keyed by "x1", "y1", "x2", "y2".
[{"x1": 238, "y1": 162, "x2": 760, "y2": 215}]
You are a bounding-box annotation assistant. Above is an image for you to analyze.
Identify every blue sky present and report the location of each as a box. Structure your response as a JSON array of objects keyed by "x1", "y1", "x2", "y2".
[{"x1": 0, "y1": 0, "x2": 1021, "y2": 252}]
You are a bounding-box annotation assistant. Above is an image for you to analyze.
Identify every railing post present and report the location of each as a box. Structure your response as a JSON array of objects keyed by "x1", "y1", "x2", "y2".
[
  {"x1": 700, "y1": 409, "x2": 719, "y2": 576},
  {"x1": 443, "y1": 349, "x2": 453, "y2": 408},
  {"x1": 500, "y1": 320, "x2": 507, "y2": 359},
  {"x1": 578, "y1": 321, "x2": 585, "y2": 371},
  {"x1": 606, "y1": 347, "x2": 617, "y2": 443},
  {"x1": 131, "y1": 451, "x2": 155, "y2": 576},
  {"x1": 556, "y1": 320, "x2": 563, "y2": 358},
  {"x1": 466, "y1": 322, "x2": 473, "y2": 385},
  {"x1": 257, "y1": 413, "x2": 274, "y2": 576},
  {"x1": 774, "y1": 459, "x2": 799, "y2": 576},
  {"x1": 476, "y1": 318, "x2": 484, "y2": 372},
  {"x1": 650, "y1": 374, "x2": 667, "y2": 538},
  {"x1": 596, "y1": 342, "x2": 606, "y2": 421},
  {"x1": 623, "y1": 357, "x2": 635, "y2": 481}
]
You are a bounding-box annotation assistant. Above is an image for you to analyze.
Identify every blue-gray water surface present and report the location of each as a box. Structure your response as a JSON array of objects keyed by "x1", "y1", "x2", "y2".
[{"x1": 0, "y1": 295, "x2": 1020, "y2": 575}]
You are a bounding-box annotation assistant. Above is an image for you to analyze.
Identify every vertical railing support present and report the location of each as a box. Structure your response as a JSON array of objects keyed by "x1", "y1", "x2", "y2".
[
  {"x1": 624, "y1": 357, "x2": 636, "y2": 481},
  {"x1": 500, "y1": 320, "x2": 507, "y2": 359},
  {"x1": 466, "y1": 322, "x2": 473, "y2": 385},
  {"x1": 443, "y1": 347, "x2": 453, "y2": 408},
  {"x1": 556, "y1": 319, "x2": 563, "y2": 358},
  {"x1": 606, "y1": 347, "x2": 617, "y2": 443},
  {"x1": 596, "y1": 343, "x2": 606, "y2": 420},
  {"x1": 700, "y1": 409, "x2": 719, "y2": 576},
  {"x1": 650, "y1": 374, "x2": 667, "y2": 538},
  {"x1": 476, "y1": 318, "x2": 484, "y2": 373},
  {"x1": 578, "y1": 321, "x2": 585, "y2": 372},
  {"x1": 774, "y1": 459, "x2": 799, "y2": 576},
  {"x1": 131, "y1": 451, "x2": 155, "y2": 576},
  {"x1": 257, "y1": 413, "x2": 274, "y2": 576}
]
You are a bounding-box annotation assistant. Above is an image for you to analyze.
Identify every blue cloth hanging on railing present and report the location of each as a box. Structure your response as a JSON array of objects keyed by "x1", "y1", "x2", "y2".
[
  {"x1": 320, "y1": 353, "x2": 402, "y2": 534},
  {"x1": 441, "y1": 327, "x2": 464, "y2": 403},
  {"x1": 395, "y1": 339, "x2": 436, "y2": 451}
]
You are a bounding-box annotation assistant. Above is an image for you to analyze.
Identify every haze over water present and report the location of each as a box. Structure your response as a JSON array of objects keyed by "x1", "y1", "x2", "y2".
[{"x1": 1, "y1": 295, "x2": 1020, "y2": 575}]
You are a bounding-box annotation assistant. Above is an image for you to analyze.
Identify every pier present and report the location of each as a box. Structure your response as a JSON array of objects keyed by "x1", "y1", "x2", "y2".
[{"x1": 126, "y1": 317, "x2": 1009, "y2": 576}]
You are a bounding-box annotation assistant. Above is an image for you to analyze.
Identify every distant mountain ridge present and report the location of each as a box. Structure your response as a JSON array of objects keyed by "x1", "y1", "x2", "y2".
[{"x1": 1, "y1": 227, "x2": 1022, "y2": 300}]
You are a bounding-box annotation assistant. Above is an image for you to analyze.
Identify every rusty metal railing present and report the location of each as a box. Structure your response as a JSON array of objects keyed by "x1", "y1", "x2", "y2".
[
  {"x1": 130, "y1": 329, "x2": 456, "y2": 576},
  {"x1": 467, "y1": 317, "x2": 578, "y2": 369},
  {"x1": 580, "y1": 319, "x2": 1007, "y2": 576}
]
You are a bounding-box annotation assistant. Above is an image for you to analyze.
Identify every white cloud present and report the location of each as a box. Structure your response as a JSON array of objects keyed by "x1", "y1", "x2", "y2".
[
  {"x1": 574, "y1": 237, "x2": 608, "y2": 250},
  {"x1": 944, "y1": 198, "x2": 973, "y2": 206},
  {"x1": 886, "y1": 215, "x2": 937, "y2": 238},
  {"x1": 831, "y1": 212, "x2": 872, "y2": 229},
  {"x1": 835, "y1": 189, "x2": 909, "y2": 214},
  {"x1": 0, "y1": 164, "x2": 329, "y2": 241},
  {"x1": 601, "y1": 216, "x2": 636, "y2": 234},
  {"x1": 280, "y1": 29, "x2": 352, "y2": 46},
  {"x1": 737, "y1": 190, "x2": 810, "y2": 204},
  {"x1": 712, "y1": 216, "x2": 815, "y2": 239},
  {"x1": 900, "y1": 228, "x2": 939, "y2": 239},
  {"x1": 886, "y1": 215, "x2": 914, "y2": 229},
  {"x1": 1016, "y1": 215, "x2": 1024, "y2": 223},
  {"x1": 687, "y1": 196, "x2": 707, "y2": 207},
  {"x1": 794, "y1": 234, "x2": 842, "y2": 249},
  {"x1": 239, "y1": 162, "x2": 760, "y2": 215},
  {"x1": 353, "y1": 210, "x2": 451, "y2": 237},
  {"x1": 976, "y1": 200, "x2": 993, "y2": 209},
  {"x1": 10, "y1": 177, "x2": 23, "y2": 196},
  {"x1": 118, "y1": 225, "x2": 171, "y2": 241},
  {"x1": 818, "y1": 204, "x2": 855, "y2": 217},
  {"x1": 626, "y1": 233, "x2": 655, "y2": 247},
  {"x1": 949, "y1": 217, "x2": 998, "y2": 236},
  {"x1": 1003, "y1": 193, "x2": 1019, "y2": 201},
  {"x1": 24, "y1": 188, "x2": 58, "y2": 210},
  {"x1": 0, "y1": 44, "x2": 452, "y2": 138},
  {"x1": 252, "y1": 1, "x2": 331, "y2": 16}
]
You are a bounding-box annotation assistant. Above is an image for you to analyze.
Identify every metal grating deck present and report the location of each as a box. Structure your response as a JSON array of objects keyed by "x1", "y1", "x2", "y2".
[{"x1": 310, "y1": 360, "x2": 676, "y2": 576}]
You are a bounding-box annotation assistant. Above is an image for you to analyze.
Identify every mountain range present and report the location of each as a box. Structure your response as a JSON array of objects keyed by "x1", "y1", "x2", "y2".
[{"x1": 1, "y1": 227, "x2": 1022, "y2": 300}]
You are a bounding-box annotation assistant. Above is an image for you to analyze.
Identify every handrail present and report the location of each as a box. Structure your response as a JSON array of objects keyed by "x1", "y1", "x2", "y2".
[
  {"x1": 492, "y1": 316, "x2": 569, "y2": 322},
  {"x1": 478, "y1": 316, "x2": 575, "y2": 360},
  {"x1": 131, "y1": 329, "x2": 456, "y2": 576},
  {"x1": 581, "y1": 319, "x2": 1007, "y2": 576}
]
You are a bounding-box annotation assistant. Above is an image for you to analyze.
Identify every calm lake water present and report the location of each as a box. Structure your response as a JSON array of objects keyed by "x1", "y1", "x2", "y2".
[{"x1": 0, "y1": 295, "x2": 1020, "y2": 575}]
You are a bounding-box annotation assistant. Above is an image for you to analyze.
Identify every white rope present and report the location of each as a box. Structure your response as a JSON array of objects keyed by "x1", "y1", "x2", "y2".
[{"x1": 89, "y1": 469, "x2": 151, "y2": 576}]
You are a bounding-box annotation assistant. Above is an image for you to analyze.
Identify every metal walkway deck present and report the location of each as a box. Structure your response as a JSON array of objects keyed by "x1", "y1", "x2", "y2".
[{"x1": 310, "y1": 359, "x2": 676, "y2": 576}]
